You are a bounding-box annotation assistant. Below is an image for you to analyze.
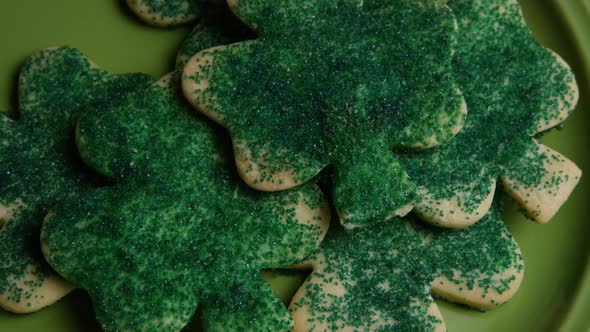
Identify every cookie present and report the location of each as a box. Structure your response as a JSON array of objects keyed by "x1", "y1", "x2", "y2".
[
  {"x1": 290, "y1": 196, "x2": 523, "y2": 331},
  {"x1": 0, "y1": 47, "x2": 151, "y2": 313},
  {"x1": 183, "y1": 0, "x2": 467, "y2": 228},
  {"x1": 400, "y1": 0, "x2": 581, "y2": 228},
  {"x1": 126, "y1": 0, "x2": 201, "y2": 27},
  {"x1": 41, "y1": 75, "x2": 330, "y2": 331}
]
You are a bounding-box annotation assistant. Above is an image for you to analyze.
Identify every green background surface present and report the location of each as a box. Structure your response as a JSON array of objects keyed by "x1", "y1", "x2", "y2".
[{"x1": 0, "y1": 0, "x2": 588, "y2": 331}]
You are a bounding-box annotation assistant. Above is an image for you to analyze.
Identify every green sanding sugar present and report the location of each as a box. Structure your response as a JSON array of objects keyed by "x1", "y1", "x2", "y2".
[
  {"x1": 126, "y1": 0, "x2": 253, "y2": 69},
  {"x1": 176, "y1": 1, "x2": 254, "y2": 69},
  {"x1": 401, "y1": 0, "x2": 578, "y2": 217},
  {"x1": 0, "y1": 47, "x2": 151, "y2": 308},
  {"x1": 42, "y1": 78, "x2": 326, "y2": 332},
  {"x1": 185, "y1": 0, "x2": 466, "y2": 227},
  {"x1": 127, "y1": 0, "x2": 201, "y2": 25},
  {"x1": 292, "y1": 196, "x2": 523, "y2": 330}
]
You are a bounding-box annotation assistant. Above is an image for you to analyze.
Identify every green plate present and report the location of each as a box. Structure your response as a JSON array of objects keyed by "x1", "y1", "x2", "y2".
[{"x1": 0, "y1": 1, "x2": 588, "y2": 331}]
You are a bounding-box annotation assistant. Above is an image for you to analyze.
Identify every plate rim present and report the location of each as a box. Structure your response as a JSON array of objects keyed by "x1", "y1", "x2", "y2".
[{"x1": 554, "y1": 0, "x2": 590, "y2": 331}]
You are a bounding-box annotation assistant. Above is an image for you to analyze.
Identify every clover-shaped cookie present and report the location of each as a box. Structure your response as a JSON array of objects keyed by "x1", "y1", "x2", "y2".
[
  {"x1": 0, "y1": 47, "x2": 151, "y2": 313},
  {"x1": 400, "y1": 0, "x2": 581, "y2": 228},
  {"x1": 290, "y1": 197, "x2": 523, "y2": 331},
  {"x1": 41, "y1": 75, "x2": 330, "y2": 331},
  {"x1": 183, "y1": 0, "x2": 467, "y2": 228}
]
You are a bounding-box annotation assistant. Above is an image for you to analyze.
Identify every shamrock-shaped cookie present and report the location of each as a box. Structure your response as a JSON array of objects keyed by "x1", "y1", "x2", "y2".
[
  {"x1": 290, "y1": 197, "x2": 523, "y2": 331},
  {"x1": 0, "y1": 47, "x2": 151, "y2": 313},
  {"x1": 401, "y1": 0, "x2": 581, "y2": 228},
  {"x1": 41, "y1": 75, "x2": 330, "y2": 331},
  {"x1": 183, "y1": 0, "x2": 467, "y2": 228}
]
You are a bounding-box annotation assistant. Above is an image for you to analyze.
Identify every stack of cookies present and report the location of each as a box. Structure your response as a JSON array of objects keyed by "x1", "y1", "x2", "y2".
[{"x1": 0, "y1": 0, "x2": 581, "y2": 331}]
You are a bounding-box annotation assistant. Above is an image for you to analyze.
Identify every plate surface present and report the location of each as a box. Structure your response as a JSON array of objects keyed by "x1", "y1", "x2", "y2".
[{"x1": 0, "y1": 1, "x2": 588, "y2": 331}]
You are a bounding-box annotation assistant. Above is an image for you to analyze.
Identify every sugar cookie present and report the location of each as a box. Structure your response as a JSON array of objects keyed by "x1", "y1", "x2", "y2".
[
  {"x1": 0, "y1": 47, "x2": 151, "y2": 313},
  {"x1": 290, "y1": 197, "x2": 523, "y2": 331},
  {"x1": 183, "y1": 0, "x2": 467, "y2": 228},
  {"x1": 401, "y1": 0, "x2": 581, "y2": 228},
  {"x1": 126, "y1": 0, "x2": 201, "y2": 27},
  {"x1": 41, "y1": 75, "x2": 329, "y2": 331}
]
